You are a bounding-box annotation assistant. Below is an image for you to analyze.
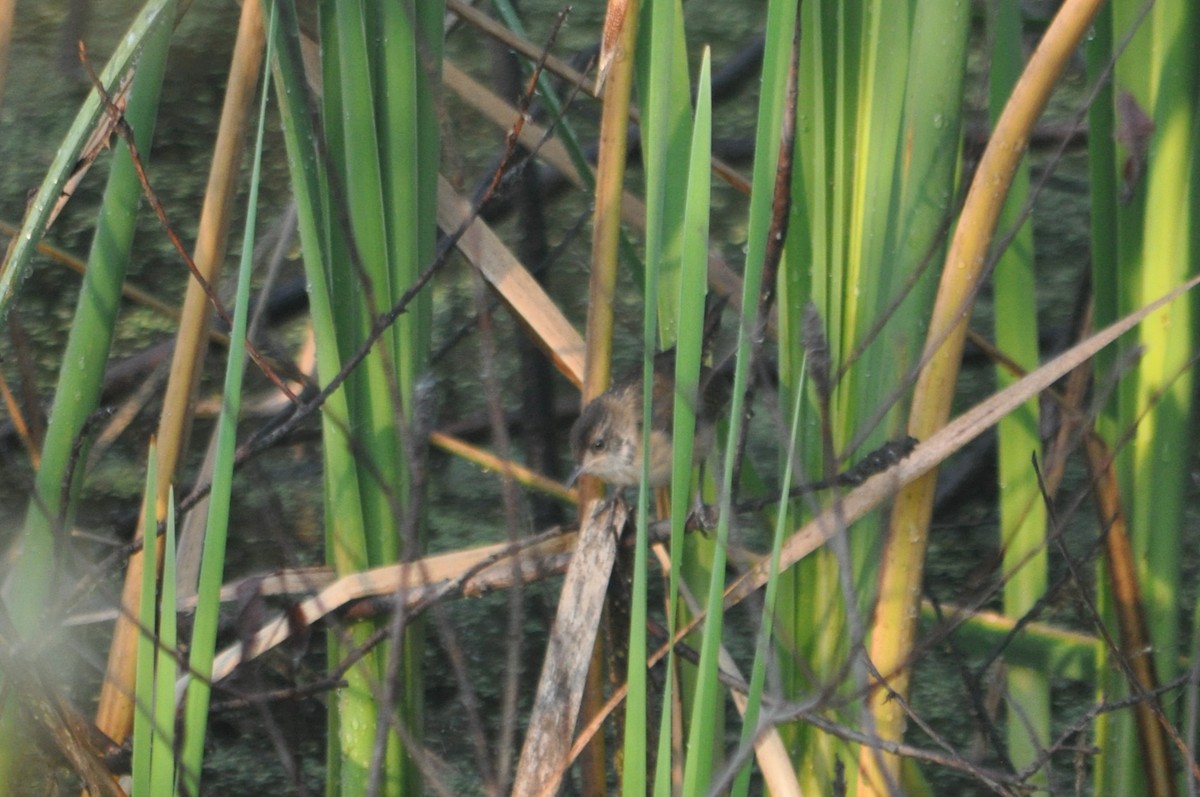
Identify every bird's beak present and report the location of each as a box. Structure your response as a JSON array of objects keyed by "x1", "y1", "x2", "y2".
[{"x1": 566, "y1": 463, "x2": 585, "y2": 487}]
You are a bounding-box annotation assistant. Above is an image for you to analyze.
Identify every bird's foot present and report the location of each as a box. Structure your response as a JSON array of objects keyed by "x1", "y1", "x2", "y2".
[
  {"x1": 588, "y1": 491, "x2": 632, "y2": 540},
  {"x1": 684, "y1": 498, "x2": 720, "y2": 534}
]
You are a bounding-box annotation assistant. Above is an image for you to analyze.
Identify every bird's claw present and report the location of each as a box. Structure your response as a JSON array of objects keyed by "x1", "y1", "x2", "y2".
[{"x1": 684, "y1": 501, "x2": 719, "y2": 534}]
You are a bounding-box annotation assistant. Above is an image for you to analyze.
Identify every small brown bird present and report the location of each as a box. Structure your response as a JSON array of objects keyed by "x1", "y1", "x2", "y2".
[{"x1": 569, "y1": 306, "x2": 730, "y2": 489}]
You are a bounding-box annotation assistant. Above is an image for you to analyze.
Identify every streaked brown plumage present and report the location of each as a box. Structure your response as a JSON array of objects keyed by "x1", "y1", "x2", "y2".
[{"x1": 569, "y1": 349, "x2": 730, "y2": 489}]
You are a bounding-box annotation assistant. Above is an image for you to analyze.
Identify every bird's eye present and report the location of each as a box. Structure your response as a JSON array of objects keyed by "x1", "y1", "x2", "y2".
[{"x1": 591, "y1": 438, "x2": 606, "y2": 451}]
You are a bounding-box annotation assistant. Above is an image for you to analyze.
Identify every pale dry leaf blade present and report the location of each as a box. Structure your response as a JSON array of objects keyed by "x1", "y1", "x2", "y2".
[
  {"x1": 436, "y1": 176, "x2": 586, "y2": 386},
  {"x1": 197, "y1": 533, "x2": 579, "y2": 689},
  {"x1": 726, "y1": 271, "x2": 1200, "y2": 606}
]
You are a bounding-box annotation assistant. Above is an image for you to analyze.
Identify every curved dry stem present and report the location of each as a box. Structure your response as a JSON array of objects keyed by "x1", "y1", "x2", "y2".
[
  {"x1": 860, "y1": 0, "x2": 1109, "y2": 790},
  {"x1": 93, "y1": 0, "x2": 266, "y2": 749}
]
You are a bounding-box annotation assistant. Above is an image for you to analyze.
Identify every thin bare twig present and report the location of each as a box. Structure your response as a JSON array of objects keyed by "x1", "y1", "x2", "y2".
[{"x1": 78, "y1": 42, "x2": 299, "y2": 404}]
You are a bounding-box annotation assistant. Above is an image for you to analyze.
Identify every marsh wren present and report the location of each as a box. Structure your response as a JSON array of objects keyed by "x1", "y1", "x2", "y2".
[{"x1": 569, "y1": 304, "x2": 730, "y2": 489}]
